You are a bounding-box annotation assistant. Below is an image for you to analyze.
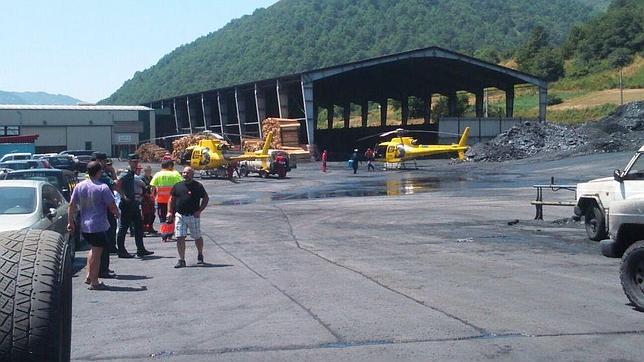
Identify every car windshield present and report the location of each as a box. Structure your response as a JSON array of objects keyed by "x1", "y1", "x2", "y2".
[
  {"x1": 0, "y1": 187, "x2": 36, "y2": 214},
  {"x1": 5, "y1": 172, "x2": 61, "y2": 188}
]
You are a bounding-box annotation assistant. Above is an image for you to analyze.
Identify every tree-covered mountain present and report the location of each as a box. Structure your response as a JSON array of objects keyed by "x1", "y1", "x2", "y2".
[
  {"x1": 103, "y1": 0, "x2": 608, "y2": 105},
  {"x1": 0, "y1": 91, "x2": 82, "y2": 105}
]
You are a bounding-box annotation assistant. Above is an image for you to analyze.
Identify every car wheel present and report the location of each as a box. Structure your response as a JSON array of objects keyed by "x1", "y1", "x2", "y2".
[
  {"x1": 620, "y1": 240, "x2": 644, "y2": 311},
  {"x1": 585, "y1": 205, "x2": 607, "y2": 241},
  {"x1": 0, "y1": 230, "x2": 73, "y2": 361}
]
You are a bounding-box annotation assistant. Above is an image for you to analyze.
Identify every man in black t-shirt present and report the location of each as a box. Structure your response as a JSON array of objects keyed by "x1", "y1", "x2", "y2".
[{"x1": 167, "y1": 167, "x2": 209, "y2": 268}]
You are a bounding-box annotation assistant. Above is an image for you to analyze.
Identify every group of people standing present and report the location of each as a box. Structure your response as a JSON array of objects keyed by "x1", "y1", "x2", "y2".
[
  {"x1": 67, "y1": 154, "x2": 210, "y2": 290},
  {"x1": 320, "y1": 148, "x2": 376, "y2": 174}
]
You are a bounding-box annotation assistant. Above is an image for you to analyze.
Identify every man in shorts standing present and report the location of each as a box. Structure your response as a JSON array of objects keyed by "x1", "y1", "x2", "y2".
[
  {"x1": 67, "y1": 161, "x2": 120, "y2": 290},
  {"x1": 167, "y1": 166, "x2": 209, "y2": 268}
]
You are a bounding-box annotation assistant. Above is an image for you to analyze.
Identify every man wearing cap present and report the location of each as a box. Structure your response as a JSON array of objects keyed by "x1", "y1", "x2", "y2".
[
  {"x1": 115, "y1": 154, "x2": 154, "y2": 258},
  {"x1": 350, "y1": 149, "x2": 360, "y2": 174},
  {"x1": 91, "y1": 152, "x2": 117, "y2": 279}
]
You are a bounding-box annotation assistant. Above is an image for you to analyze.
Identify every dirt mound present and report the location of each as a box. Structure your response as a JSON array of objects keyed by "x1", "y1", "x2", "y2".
[{"x1": 466, "y1": 101, "x2": 643, "y2": 162}]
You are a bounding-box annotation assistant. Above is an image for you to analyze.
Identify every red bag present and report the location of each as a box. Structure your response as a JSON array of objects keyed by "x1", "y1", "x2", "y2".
[{"x1": 160, "y1": 222, "x2": 174, "y2": 235}]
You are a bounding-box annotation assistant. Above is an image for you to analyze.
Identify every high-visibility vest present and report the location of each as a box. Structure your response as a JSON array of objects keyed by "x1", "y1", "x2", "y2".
[{"x1": 150, "y1": 170, "x2": 183, "y2": 203}]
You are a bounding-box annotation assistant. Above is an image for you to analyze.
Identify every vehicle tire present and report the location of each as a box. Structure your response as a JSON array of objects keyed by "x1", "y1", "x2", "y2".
[
  {"x1": 585, "y1": 205, "x2": 607, "y2": 241},
  {"x1": 620, "y1": 240, "x2": 644, "y2": 311},
  {"x1": 259, "y1": 170, "x2": 268, "y2": 178},
  {"x1": 600, "y1": 239, "x2": 619, "y2": 258},
  {"x1": 0, "y1": 230, "x2": 73, "y2": 361}
]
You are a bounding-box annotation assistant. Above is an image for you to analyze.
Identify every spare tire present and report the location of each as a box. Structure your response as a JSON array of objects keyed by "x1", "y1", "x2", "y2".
[
  {"x1": 0, "y1": 230, "x2": 73, "y2": 361},
  {"x1": 620, "y1": 240, "x2": 644, "y2": 312}
]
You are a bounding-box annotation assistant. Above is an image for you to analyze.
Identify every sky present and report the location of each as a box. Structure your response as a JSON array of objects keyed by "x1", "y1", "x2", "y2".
[{"x1": 0, "y1": 0, "x2": 279, "y2": 103}]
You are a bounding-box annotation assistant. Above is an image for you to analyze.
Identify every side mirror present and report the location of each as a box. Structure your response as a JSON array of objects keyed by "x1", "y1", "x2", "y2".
[
  {"x1": 613, "y1": 169, "x2": 624, "y2": 182},
  {"x1": 46, "y1": 208, "x2": 58, "y2": 219}
]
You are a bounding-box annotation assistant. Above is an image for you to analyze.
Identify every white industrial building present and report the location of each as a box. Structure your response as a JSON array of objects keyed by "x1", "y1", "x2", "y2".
[{"x1": 0, "y1": 105, "x2": 155, "y2": 157}]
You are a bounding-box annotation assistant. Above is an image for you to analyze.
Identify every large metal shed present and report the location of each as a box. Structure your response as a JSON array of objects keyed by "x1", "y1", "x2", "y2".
[{"x1": 147, "y1": 46, "x2": 547, "y2": 153}]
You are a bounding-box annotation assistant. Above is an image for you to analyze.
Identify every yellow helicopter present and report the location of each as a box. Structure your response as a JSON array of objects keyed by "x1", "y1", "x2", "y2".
[
  {"x1": 179, "y1": 131, "x2": 274, "y2": 178},
  {"x1": 366, "y1": 127, "x2": 470, "y2": 169}
]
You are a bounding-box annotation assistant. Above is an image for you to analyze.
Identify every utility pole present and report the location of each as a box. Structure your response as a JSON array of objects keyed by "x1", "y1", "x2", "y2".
[{"x1": 620, "y1": 68, "x2": 624, "y2": 106}]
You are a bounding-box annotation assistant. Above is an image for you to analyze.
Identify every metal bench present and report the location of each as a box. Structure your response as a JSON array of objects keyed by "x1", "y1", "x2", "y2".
[{"x1": 531, "y1": 177, "x2": 577, "y2": 220}]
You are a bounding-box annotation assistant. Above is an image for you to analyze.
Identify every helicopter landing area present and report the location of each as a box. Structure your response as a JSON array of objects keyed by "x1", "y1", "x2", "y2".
[{"x1": 72, "y1": 152, "x2": 643, "y2": 361}]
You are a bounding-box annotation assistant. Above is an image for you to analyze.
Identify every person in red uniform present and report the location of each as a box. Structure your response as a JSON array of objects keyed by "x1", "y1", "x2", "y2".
[
  {"x1": 274, "y1": 153, "x2": 287, "y2": 178},
  {"x1": 321, "y1": 149, "x2": 328, "y2": 173},
  {"x1": 364, "y1": 148, "x2": 375, "y2": 171}
]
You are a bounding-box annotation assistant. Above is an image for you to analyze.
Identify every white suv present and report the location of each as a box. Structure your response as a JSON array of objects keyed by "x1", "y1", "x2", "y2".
[
  {"x1": 574, "y1": 146, "x2": 644, "y2": 240},
  {"x1": 0, "y1": 152, "x2": 32, "y2": 162}
]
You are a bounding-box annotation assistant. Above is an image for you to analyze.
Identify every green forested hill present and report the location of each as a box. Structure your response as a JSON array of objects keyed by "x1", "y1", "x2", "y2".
[{"x1": 103, "y1": 0, "x2": 607, "y2": 105}]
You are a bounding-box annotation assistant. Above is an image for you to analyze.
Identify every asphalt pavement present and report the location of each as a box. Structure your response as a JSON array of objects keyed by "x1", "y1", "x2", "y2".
[{"x1": 71, "y1": 152, "x2": 644, "y2": 361}]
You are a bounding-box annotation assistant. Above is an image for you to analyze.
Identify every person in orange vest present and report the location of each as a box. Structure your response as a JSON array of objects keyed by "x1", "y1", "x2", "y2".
[
  {"x1": 321, "y1": 149, "x2": 328, "y2": 172},
  {"x1": 150, "y1": 159, "x2": 183, "y2": 241}
]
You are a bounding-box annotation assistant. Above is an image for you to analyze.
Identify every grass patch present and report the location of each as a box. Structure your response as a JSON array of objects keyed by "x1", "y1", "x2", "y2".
[
  {"x1": 547, "y1": 103, "x2": 616, "y2": 125},
  {"x1": 553, "y1": 56, "x2": 644, "y2": 91}
]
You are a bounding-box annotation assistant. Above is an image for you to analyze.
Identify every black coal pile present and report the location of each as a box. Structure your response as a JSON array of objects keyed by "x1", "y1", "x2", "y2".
[
  {"x1": 576, "y1": 101, "x2": 644, "y2": 154},
  {"x1": 466, "y1": 101, "x2": 644, "y2": 162}
]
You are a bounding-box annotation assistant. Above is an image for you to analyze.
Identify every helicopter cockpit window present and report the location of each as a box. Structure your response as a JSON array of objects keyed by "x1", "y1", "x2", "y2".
[
  {"x1": 201, "y1": 148, "x2": 211, "y2": 165},
  {"x1": 396, "y1": 145, "x2": 405, "y2": 158}
]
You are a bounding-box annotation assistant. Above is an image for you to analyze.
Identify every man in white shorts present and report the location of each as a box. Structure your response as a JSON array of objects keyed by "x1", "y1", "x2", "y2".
[{"x1": 167, "y1": 167, "x2": 209, "y2": 268}]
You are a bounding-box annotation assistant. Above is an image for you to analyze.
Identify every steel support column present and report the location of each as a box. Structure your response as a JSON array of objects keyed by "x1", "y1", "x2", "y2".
[
  {"x1": 301, "y1": 75, "x2": 315, "y2": 145},
  {"x1": 448, "y1": 91, "x2": 457, "y2": 117},
  {"x1": 254, "y1": 84, "x2": 266, "y2": 139},
  {"x1": 401, "y1": 96, "x2": 409, "y2": 126},
  {"x1": 172, "y1": 98, "x2": 179, "y2": 132},
  {"x1": 276, "y1": 79, "x2": 289, "y2": 119},
  {"x1": 201, "y1": 94, "x2": 209, "y2": 129},
  {"x1": 475, "y1": 89, "x2": 484, "y2": 117},
  {"x1": 186, "y1": 97, "x2": 193, "y2": 133},
  {"x1": 539, "y1": 86, "x2": 548, "y2": 123},
  {"x1": 361, "y1": 100, "x2": 369, "y2": 127},
  {"x1": 343, "y1": 103, "x2": 350, "y2": 128},
  {"x1": 506, "y1": 86, "x2": 514, "y2": 118},
  {"x1": 327, "y1": 103, "x2": 334, "y2": 129},
  {"x1": 234, "y1": 88, "x2": 245, "y2": 142},
  {"x1": 217, "y1": 92, "x2": 226, "y2": 136},
  {"x1": 423, "y1": 94, "x2": 431, "y2": 124},
  {"x1": 380, "y1": 99, "x2": 387, "y2": 126}
]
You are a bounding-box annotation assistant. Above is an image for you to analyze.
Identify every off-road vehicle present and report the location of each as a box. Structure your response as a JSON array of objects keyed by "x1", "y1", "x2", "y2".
[{"x1": 574, "y1": 146, "x2": 644, "y2": 240}]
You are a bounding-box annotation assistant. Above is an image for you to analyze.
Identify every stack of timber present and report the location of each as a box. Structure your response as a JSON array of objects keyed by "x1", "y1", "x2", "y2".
[
  {"x1": 171, "y1": 133, "x2": 229, "y2": 160},
  {"x1": 261, "y1": 118, "x2": 310, "y2": 160},
  {"x1": 136, "y1": 143, "x2": 170, "y2": 163},
  {"x1": 242, "y1": 137, "x2": 262, "y2": 152}
]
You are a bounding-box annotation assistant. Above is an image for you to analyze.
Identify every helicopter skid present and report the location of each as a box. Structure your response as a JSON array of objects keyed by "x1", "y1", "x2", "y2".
[{"x1": 383, "y1": 161, "x2": 418, "y2": 170}]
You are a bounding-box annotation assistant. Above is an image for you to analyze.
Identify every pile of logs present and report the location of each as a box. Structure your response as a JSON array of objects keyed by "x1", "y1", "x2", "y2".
[
  {"x1": 262, "y1": 118, "x2": 301, "y2": 148},
  {"x1": 171, "y1": 133, "x2": 229, "y2": 159},
  {"x1": 135, "y1": 143, "x2": 170, "y2": 163}
]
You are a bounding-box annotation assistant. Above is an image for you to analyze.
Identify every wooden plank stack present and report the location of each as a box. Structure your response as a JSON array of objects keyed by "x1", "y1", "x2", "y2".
[
  {"x1": 136, "y1": 143, "x2": 170, "y2": 163},
  {"x1": 261, "y1": 118, "x2": 302, "y2": 148}
]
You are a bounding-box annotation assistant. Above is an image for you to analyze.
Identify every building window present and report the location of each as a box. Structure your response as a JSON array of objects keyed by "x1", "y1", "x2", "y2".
[{"x1": 1, "y1": 126, "x2": 20, "y2": 136}]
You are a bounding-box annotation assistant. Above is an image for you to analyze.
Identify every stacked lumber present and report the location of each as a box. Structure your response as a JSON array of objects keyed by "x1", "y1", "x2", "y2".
[
  {"x1": 171, "y1": 133, "x2": 228, "y2": 159},
  {"x1": 242, "y1": 137, "x2": 262, "y2": 152},
  {"x1": 261, "y1": 118, "x2": 301, "y2": 148},
  {"x1": 136, "y1": 143, "x2": 170, "y2": 163}
]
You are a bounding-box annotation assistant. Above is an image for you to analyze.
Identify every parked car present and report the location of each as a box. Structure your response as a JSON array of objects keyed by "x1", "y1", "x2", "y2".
[
  {"x1": 0, "y1": 159, "x2": 48, "y2": 170},
  {"x1": 60, "y1": 150, "x2": 95, "y2": 172},
  {"x1": 44, "y1": 154, "x2": 78, "y2": 172},
  {"x1": 0, "y1": 152, "x2": 32, "y2": 162},
  {"x1": 3, "y1": 169, "x2": 78, "y2": 201},
  {"x1": 0, "y1": 180, "x2": 70, "y2": 245}
]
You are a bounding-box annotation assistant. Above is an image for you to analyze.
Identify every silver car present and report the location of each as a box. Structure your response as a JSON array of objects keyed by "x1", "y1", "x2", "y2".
[{"x1": 0, "y1": 180, "x2": 70, "y2": 245}]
